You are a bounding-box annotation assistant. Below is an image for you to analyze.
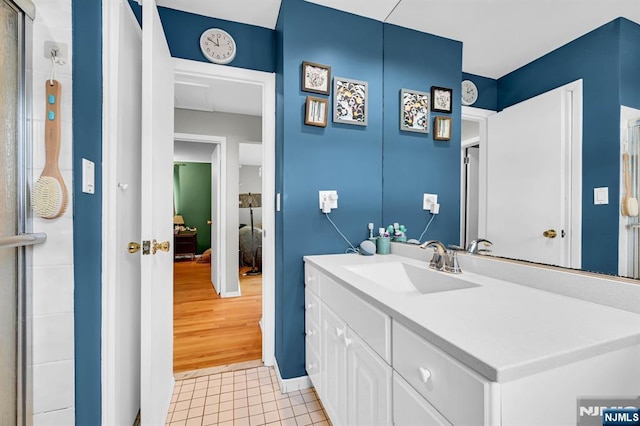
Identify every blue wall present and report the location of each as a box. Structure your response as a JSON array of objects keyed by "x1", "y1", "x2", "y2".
[
  {"x1": 277, "y1": 0, "x2": 385, "y2": 379},
  {"x1": 72, "y1": 0, "x2": 102, "y2": 423},
  {"x1": 128, "y1": 1, "x2": 275, "y2": 73},
  {"x1": 382, "y1": 24, "x2": 463, "y2": 245},
  {"x1": 462, "y1": 72, "x2": 498, "y2": 111},
  {"x1": 497, "y1": 19, "x2": 623, "y2": 274},
  {"x1": 620, "y1": 18, "x2": 640, "y2": 109}
]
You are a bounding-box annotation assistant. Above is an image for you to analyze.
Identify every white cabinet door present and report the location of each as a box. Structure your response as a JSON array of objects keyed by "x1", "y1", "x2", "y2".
[
  {"x1": 347, "y1": 331, "x2": 392, "y2": 426},
  {"x1": 393, "y1": 373, "x2": 451, "y2": 426},
  {"x1": 321, "y1": 304, "x2": 348, "y2": 425}
]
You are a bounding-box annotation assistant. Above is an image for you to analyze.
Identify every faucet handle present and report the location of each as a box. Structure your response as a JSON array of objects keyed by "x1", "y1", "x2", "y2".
[{"x1": 444, "y1": 251, "x2": 463, "y2": 274}]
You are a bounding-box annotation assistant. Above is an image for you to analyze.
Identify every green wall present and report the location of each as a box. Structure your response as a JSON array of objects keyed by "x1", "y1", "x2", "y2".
[{"x1": 173, "y1": 162, "x2": 212, "y2": 254}]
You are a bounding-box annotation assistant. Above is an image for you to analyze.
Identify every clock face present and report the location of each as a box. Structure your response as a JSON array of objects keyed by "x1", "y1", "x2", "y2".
[
  {"x1": 200, "y1": 29, "x2": 237, "y2": 64},
  {"x1": 461, "y1": 80, "x2": 478, "y2": 105}
]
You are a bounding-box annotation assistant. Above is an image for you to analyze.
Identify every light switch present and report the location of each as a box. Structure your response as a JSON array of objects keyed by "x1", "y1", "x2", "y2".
[
  {"x1": 593, "y1": 187, "x2": 608, "y2": 205},
  {"x1": 82, "y1": 158, "x2": 95, "y2": 194}
]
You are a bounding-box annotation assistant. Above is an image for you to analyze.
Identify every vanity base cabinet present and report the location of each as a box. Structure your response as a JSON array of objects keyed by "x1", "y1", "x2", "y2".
[{"x1": 305, "y1": 267, "x2": 392, "y2": 426}]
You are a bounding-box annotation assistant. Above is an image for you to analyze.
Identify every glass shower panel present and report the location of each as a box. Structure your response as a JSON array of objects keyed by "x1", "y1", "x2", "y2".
[{"x1": 0, "y1": 0, "x2": 19, "y2": 423}]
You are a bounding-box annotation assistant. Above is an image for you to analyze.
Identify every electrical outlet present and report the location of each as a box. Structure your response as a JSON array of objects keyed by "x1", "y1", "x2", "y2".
[
  {"x1": 423, "y1": 193, "x2": 438, "y2": 210},
  {"x1": 319, "y1": 190, "x2": 338, "y2": 210}
]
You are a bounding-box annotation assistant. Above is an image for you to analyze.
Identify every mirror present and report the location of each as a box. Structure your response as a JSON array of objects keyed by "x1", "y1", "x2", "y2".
[{"x1": 383, "y1": 17, "x2": 640, "y2": 280}]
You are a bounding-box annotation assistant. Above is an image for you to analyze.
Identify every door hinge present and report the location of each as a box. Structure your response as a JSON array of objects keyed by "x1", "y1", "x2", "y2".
[
  {"x1": 561, "y1": 230, "x2": 566, "y2": 238},
  {"x1": 463, "y1": 156, "x2": 470, "y2": 165}
]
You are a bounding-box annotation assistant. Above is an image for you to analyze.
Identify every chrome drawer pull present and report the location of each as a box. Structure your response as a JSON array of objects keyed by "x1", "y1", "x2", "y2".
[
  {"x1": 306, "y1": 303, "x2": 314, "y2": 311},
  {"x1": 336, "y1": 327, "x2": 344, "y2": 338},
  {"x1": 419, "y1": 367, "x2": 432, "y2": 383},
  {"x1": 344, "y1": 337, "x2": 352, "y2": 348},
  {"x1": 306, "y1": 330, "x2": 314, "y2": 336}
]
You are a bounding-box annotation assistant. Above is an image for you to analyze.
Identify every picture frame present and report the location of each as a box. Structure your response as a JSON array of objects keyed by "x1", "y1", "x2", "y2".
[
  {"x1": 302, "y1": 61, "x2": 331, "y2": 95},
  {"x1": 434, "y1": 116, "x2": 452, "y2": 141},
  {"x1": 333, "y1": 77, "x2": 368, "y2": 126},
  {"x1": 400, "y1": 88, "x2": 430, "y2": 133},
  {"x1": 304, "y1": 96, "x2": 328, "y2": 127},
  {"x1": 431, "y1": 86, "x2": 453, "y2": 113}
]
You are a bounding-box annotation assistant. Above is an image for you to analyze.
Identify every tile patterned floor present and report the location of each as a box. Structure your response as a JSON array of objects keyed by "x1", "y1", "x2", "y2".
[{"x1": 166, "y1": 366, "x2": 331, "y2": 426}]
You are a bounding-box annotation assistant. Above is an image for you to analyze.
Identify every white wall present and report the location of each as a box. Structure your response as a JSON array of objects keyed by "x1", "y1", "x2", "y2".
[
  {"x1": 239, "y1": 165, "x2": 263, "y2": 226},
  {"x1": 30, "y1": 0, "x2": 75, "y2": 423},
  {"x1": 174, "y1": 109, "x2": 261, "y2": 293},
  {"x1": 174, "y1": 140, "x2": 215, "y2": 163}
]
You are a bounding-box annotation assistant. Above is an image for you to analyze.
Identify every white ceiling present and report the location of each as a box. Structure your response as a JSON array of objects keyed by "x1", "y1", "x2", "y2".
[{"x1": 161, "y1": 0, "x2": 640, "y2": 79}]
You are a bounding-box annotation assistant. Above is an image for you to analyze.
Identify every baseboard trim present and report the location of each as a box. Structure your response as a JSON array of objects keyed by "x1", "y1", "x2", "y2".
[{"x1": 273, "y1": 358, "x2": 312, "y2": 394}]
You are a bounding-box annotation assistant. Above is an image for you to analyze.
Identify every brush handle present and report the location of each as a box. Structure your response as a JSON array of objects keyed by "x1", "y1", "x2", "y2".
[{"x1": 43, "y1": 80, "x2": 62, "y2": 178}]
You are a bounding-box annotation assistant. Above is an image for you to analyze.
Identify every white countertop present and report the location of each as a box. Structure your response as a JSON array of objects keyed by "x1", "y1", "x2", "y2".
[{"x1": 303, "y1": 253, "x2": 640, "y2": 382}]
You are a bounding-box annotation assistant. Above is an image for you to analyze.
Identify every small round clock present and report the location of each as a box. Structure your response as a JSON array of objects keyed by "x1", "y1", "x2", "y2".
[
  {"x1": 199, "y1": 28, "x2": 237, "y2": 64},
  {"x1": 461, "y1": 79, "x2": 478, "y2": 106}
]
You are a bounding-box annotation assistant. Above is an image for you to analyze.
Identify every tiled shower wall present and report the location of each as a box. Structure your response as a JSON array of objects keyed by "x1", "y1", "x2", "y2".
[{"x1": 29, "y1": 0, "x2": 75, "y2": 424}]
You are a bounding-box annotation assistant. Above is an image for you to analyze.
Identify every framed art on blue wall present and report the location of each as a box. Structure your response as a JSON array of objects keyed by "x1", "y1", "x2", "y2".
[
  {"x1": 304, "y1": 96, "x2": 328, "y2": 127},
  {"x1": 400, "y1": 89, "x2": 430, "y2": 133},
  {"x1": 431, "y1": 86, "x2": 453, "y2": 113},
  {"x1": 434, "y1": 116, "x2": 452, "y2": 141},
  {"x1": 333, "y1": 77, "x2": 368, "y2": 126},
  {"x1": 302, "y1": 61, "x2": 331, "y2": 95}
]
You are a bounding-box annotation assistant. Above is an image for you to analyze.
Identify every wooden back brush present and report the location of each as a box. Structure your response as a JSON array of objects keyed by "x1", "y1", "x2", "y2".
[{"x1": 32, "y1": 80, "x2": 68, "y2": 219}]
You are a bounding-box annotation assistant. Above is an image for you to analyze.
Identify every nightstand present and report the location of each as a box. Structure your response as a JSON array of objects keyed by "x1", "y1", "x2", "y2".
[{"x1": 174, "y1": 231, "x2": 197, "y2": 260}]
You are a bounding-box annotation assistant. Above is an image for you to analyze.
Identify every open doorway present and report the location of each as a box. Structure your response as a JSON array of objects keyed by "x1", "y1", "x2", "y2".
[{"x1": 170, "y1": 60, "x2": 275, "y2": 374}]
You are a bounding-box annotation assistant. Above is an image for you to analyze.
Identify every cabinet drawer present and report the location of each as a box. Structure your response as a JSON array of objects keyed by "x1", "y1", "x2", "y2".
[
  {"x1": 305, "y1": 287, "x2": 321, "y2": 327},
  {"x1": 393, "y1": 372, "x2": 451, "y2": 426},
  {"x1": 393, "y1": 322, "x2": 488, "y2": 425},
  {"x1": 322, "y1": 275, "x2": 391, "y2": 363},
  {"x1": 305, "y1": 314, "x2": 321, "y2": 355},
  {"x1": 304, "y1": 263, "x2": 320, "y2": 295},
  {"x1": 306, "y1": 343, "x2": 322, "y2": 395}
]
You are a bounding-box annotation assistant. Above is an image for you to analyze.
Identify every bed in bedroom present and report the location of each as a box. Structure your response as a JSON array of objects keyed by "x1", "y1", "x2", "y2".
[{"x1": 239, "y1": 224, "x2": 262, "y2": 270}]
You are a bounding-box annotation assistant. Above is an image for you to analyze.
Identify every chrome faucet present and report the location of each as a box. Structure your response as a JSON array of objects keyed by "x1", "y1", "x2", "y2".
[
  {"x1": 466, "y1": 238, "x2": 493, "y2": 254},
  {"x1": 419, "y1": 240, "x2": 462, "y2": 274}
]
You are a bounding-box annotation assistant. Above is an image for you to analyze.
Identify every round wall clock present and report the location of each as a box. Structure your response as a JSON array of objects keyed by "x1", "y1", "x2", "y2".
[
  {"x1": 461, "y1": 79, "x2": 478, "y2": 106},
  {"x1": 199, "y1": 28, "x2": 237, "y2": 64}
]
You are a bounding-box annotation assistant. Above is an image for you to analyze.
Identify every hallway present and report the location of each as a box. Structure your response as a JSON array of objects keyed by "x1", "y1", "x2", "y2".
[{"x1": 174, "y1": 262, "x2": 262, "y2": 372}]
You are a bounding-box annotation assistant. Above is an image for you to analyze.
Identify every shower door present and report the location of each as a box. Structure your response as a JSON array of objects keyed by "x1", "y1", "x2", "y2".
[{"x1": 0, "y1": 1, "x2": 41, "y2": 425}]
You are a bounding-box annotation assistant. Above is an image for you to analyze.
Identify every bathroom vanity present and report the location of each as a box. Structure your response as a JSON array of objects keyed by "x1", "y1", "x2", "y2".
[{"x1": 303, "y1": 252, "x2": 640, "y2": 425}]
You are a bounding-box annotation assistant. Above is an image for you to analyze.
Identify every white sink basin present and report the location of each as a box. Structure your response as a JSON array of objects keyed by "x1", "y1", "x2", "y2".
[{"x1": 344, "y1": 261, "x2": 480, "y2": 295}]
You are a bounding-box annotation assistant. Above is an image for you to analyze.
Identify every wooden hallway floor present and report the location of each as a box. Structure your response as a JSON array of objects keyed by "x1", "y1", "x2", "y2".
[{"x1": 174, "y1": 261, "x2": 262, "y2": 373}]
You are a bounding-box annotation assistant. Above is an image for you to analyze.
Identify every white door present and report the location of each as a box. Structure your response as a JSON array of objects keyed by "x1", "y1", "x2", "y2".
[
  {"x1": 485, "y1": 85, "x2": 571, "y2": 266},
  {"x1": 109, "y1": 2, "x2": 143, "y2": 423},
  {"x1": 211, "y1": 144, "x2": 221, "y2": 294},
  {"x1": 346, "y1": 331, "x2": 392, "y2": 426},
  {"x1": 321, "y1": 305, "x2": 348, "y2": 425},
  {"x1": 140, "y1": 0, "x2": 175, "y2": 424}
]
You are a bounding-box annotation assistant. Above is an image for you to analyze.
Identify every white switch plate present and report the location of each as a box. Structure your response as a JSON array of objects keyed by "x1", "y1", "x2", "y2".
[
  {"x1": 319, "y1": 190, "x2": 338, "y2": 209},
  {"x1": 423, "y1": 193, "x2": 438, "y2": 210},
  {"x1": 593, "y1": 187, "x2": 608, "y2": 205},
  {"x1": 82, "y1": 158, "x2": 95, "y2": 194}
]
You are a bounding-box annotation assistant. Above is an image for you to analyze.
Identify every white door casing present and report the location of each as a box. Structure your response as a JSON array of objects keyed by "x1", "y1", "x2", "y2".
[
  {"x1": 481, "y1": 80, "x2": 582, "y2": 268},
  {"x1": 140, "y1": 0, "x2": 175, "y2": 423},
  {"x1": 173, "y1": 58, "x2": 276, "y2": 366},
  {"x1": 173, "y1": 132, "x2": 227, "y2": 295}
]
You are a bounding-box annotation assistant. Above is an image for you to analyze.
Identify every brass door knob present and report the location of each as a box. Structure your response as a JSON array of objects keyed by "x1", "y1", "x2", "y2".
[
  {"x1": 207, "y1": 220, "x2": 212, "y2": 225},
  {"x1": 128, "y1": 242, "x2": 141, "y2": 254},
  {"x1": 543, "y1": 229, "x2": 557, "y2": 239},
  {"x1": 152, "y1": 239, "x2": 170, "y2": 254}
]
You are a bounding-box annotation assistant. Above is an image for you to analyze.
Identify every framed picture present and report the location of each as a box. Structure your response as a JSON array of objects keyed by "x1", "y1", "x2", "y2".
[
  {"x1": 400, "y1": 89, "x2": 430, "y2": 133},
  {"x1": 431, "y1": 86, "x2": 453, "y2": 113},
  {"x1": 302, "y1": 61, "x2": 331, "y2": 95},
  {"x1": 333, "y1": 77, "x2": 368, "y2": 126},
  {"x1": 434, "y1": 116, "x2": 452, "y2": 141},
  {"x1": 304, "y1": 96, "x2": 328, "y2": 127}
]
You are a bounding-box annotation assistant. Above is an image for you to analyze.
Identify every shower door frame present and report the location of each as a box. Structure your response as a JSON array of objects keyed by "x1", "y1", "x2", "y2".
[{"x1": 0, "y1": 0, "x2": 36, "y2": 424}]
